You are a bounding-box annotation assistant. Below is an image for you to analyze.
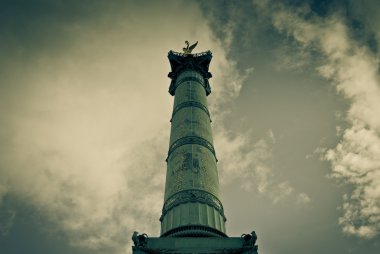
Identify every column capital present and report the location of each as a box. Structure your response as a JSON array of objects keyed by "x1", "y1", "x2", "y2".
[{"x1": 167, "y1": 50, "x2": 213, "y2": 96}]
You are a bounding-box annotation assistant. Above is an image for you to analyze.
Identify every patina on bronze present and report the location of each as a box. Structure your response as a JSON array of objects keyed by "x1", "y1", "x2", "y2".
[{"x1": 132, "y1": 43, "x2": 258, "y2": 254}]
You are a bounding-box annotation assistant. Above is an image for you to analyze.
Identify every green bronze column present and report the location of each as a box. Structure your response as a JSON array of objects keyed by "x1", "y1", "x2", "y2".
[
  {"x1": 160, "y1": 48, "x2": 227, "y2": 237},
  {"x1": 131, "y1": 43, "x2": 258, "y2": 254}
]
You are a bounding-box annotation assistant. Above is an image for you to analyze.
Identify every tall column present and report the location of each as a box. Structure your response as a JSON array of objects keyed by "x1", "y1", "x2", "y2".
[
  {"x1": 131, "y1": 46, "x2": 258, "y2": 254},
  {"x1": 160, "y1": 50, "x2": 227, "y2": 237}
]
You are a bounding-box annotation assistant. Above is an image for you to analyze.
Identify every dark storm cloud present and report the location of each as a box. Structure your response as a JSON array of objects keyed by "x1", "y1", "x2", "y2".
[
  {"x1": 199, "y1": 0, "x2": 380, "y2": 63},
  {"x1": 0, "y1": 0, "x2": 172, "y2": 64},
  {"x1": 0, "y1": 0, "x2": 100, "y2": 99},
  {"x1": 0, "y1": 0, "x2": 85, "y2": 60}
]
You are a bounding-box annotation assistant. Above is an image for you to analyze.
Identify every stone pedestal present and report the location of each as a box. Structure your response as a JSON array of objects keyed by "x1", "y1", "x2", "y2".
[{"x1": 132, "y1": 237, "x2": 258, "y2": 254}]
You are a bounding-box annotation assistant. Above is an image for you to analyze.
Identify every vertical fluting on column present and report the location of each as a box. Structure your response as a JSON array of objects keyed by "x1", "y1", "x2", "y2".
[{"x1": 160, "y1": 51, "x2": 226, "y2": 237}]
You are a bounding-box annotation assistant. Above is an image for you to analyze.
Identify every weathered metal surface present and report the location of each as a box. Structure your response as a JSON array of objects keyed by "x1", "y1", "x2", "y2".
[
  {"x1": 166, "y1": 136, "x2": 217, "y2": 161},
  {"x1": 161, "y1": 51, "x2": 226, "y2": 237},
  {"x1": 164, "y1": 145, "x2": 220, "y2": 201},
  {"x1": 161, "y1": 189, "x2": 225, "y2": 220},
  {"x1": 171, "y1": 100, "x2": 211, "y2": 122}
]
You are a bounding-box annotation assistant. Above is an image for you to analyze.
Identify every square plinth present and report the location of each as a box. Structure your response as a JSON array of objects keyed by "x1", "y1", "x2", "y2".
[{"x1": 132, "y1": 237, "x2": 258, "y2": 254}]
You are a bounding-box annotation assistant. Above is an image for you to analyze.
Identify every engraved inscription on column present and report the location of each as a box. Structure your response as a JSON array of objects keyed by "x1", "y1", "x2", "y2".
[{"x1": 165, "y1": 145, "x2": 219, "y2": 200}]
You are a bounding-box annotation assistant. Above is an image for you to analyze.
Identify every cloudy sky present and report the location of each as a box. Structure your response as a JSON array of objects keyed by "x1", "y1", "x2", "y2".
[{"x1": 1, "y1": 0, "x2": 380, "y2": 253}]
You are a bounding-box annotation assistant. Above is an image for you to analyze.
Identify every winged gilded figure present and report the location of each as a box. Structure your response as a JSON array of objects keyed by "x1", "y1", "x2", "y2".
[{"x1": 182, "y1": 41, "x2": 198, "y2": 54}]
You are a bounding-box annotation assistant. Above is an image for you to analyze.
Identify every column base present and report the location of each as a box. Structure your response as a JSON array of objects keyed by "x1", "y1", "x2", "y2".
[
  {"x1": 160, "y1": 202, "x2": 226, "y2": 236},
  {"x1": 132, "y1": 237, "x2": 258, "y2": 254}
]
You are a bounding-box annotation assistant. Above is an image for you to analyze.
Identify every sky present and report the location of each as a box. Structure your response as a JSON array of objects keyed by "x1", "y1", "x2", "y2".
[{"x1": 0, "y1": 0, "x2": 379, "y2": 253}]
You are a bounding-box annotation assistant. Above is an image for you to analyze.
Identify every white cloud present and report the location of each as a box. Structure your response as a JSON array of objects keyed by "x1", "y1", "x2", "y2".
[
  {"x1": 272, "y1": 181, "x2": 294, "y2": 204},
  {"x1": 254, "y1": 0, "x2": 380, "y2": 238},
  {"x1": 215, "y1": 128, "x2": 274, "y2": 192},
  {"x1": 215, "y1": 126, "x2": 307, "y2": 204},
  {"x1": 297, "y1": 192, "x2": 311, "y2": 205}
]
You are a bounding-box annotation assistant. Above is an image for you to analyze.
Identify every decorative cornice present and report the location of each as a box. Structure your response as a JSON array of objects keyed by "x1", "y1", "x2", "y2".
[
  {"x1": 169, "y1": 50, "x2": 211, "y2": 58},
  {"x1": 166, "y1": 136, "x2": 217, "y2": 162},
  {"x1": 171, "y1": 100, "x2": 211, "y2": 122},
  {"x1": 160, "y1": 189, "x2": 226, "y2": 222}
]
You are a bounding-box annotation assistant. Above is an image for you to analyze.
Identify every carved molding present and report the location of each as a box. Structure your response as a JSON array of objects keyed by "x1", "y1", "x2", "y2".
[
  {"x1": 169, "y1": 76, "x2": 211, "y2": 96},
  {"x1": 161, "y1": 224, "x2": 227, "y2": 238},
  {"x1": 166, "y1": 136, "x2": 217, "y2": 162},
  {"x1": 161, "y1": 189, "x2": 226, "y2": 221},
  {"x1": 169, "y1": 50, "x2": 211, "y2": 58},
  {"x1": 171, "y1": 100, "x2": 211, "y2": 122}
]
